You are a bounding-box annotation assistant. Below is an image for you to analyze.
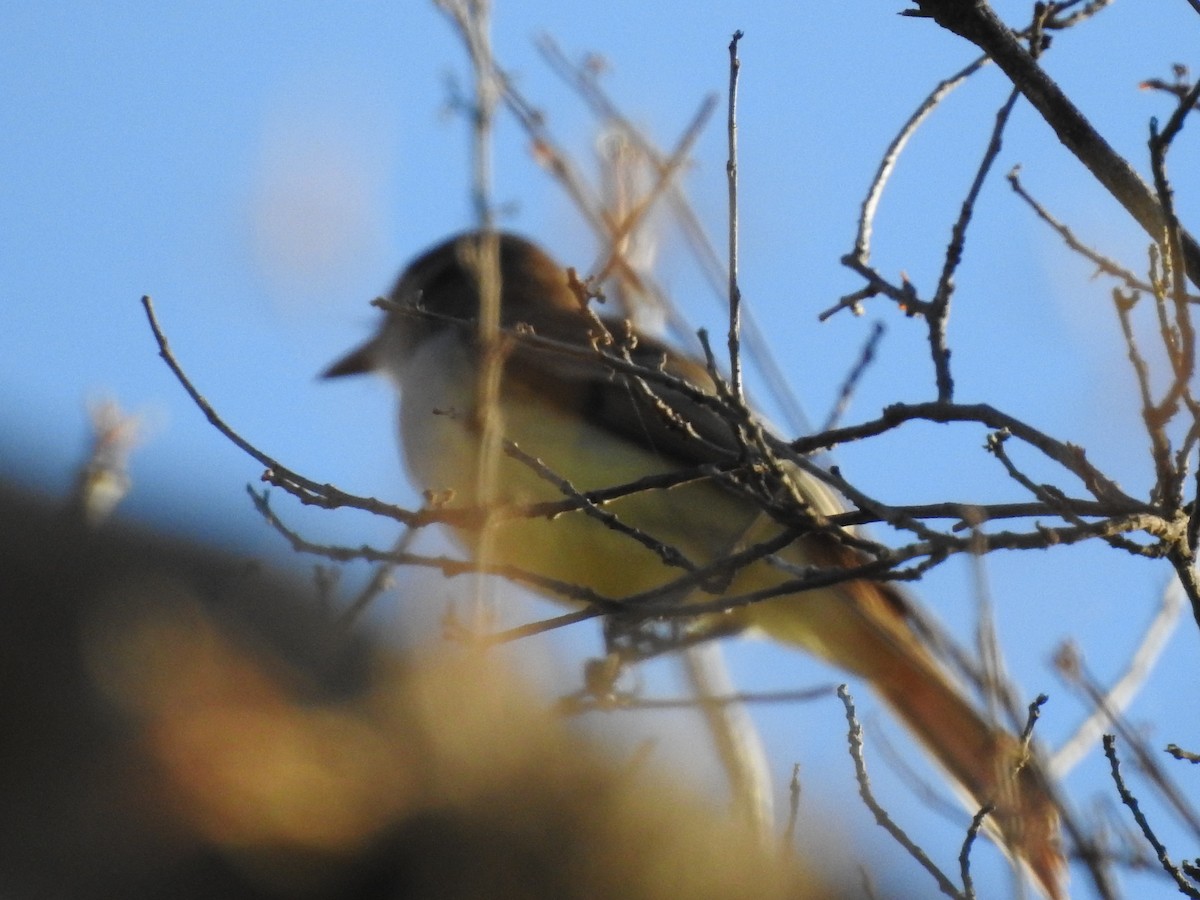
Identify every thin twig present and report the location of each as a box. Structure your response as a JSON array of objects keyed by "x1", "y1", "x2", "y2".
[
  {"x1": 1104, "y1": 734, "x2": 1200, "y2": 897},
  {"x1": 928, "y1": 85, "x2": 1022, "y2": 401},
  {"x1": 965, "y1": 524, "x2": 1020, "y2": 730},
  {"x1": 502, "y1": 438, "x2": 700, "y2": 572},
  {"x1": 1008, "y1": 168, "x2": 1195, "y2": 299},
  {"x1": 590, "y1": 94, "x2": 718, "y2": 284},
  {"x1": 561, "y1": 685, "x2": 833, "y2": 715},
  {"x1": 534, "y1": 33, "x2": 814, "y2": 436},
  {"x1": 334, "y1": 530, "x2": 416, "y2": 629},
  {"x1": 1166, "y1": 744, "x2": 1200, "y2": 764},
  {"x1": 852, "y1": 53, "x2": 990, "y2": 262},
  {"x1": 140, "y1": 295, "x2": 429, "y2": 519},
  {"x1": 821, "y1": 321, "x2": 885, "y2": 432},
  {"x1": 958, "y1": 801, "x2": 994, "y2": 900},
  {"x1": 725, "y1": 30, "x2": 745, "y2": 403},
  {"x1": 783, "y1": 762, "x2": 803, "y2": 855},
  {"x1": 436, "y1": 1, "x2": 503, "y2": 629},
  {"x1": 987, "y1": 429, "x2": 1152, "y2": 557},
  {"x1": 247, "y1": 484, "x2": 624, "y2": 615},
  {"x1": 838, "y1": 685, "x2": 966, "y2": 899},
  {"x1": 790, "y1": 401, "x2": 1137, "y2": 508}
]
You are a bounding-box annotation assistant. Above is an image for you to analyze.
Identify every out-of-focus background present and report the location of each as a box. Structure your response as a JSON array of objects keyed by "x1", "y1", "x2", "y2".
[{"x1": 4, "y1": 3, "x2": 1200, "y2": 897}]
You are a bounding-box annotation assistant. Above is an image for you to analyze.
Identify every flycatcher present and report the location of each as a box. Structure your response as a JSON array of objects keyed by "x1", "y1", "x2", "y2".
[{"x1": 325, "y1": 231, "x2": 1065, "y2": 898}]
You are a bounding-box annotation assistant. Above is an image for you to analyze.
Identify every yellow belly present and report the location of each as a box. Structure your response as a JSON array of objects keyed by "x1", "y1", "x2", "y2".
[{"x1": 396, "y1": 334, "x2": 862, "y2": 661}]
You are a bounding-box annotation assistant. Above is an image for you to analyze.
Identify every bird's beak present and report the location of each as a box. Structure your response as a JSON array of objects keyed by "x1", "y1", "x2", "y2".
[{"x1": 321, "y1": 337, "x2": 379, "y2": 379}]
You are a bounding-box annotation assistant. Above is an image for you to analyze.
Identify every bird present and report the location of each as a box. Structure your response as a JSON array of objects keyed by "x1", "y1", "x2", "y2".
[{"x1": 324, "y1": 230, "x2": 1066, "y2": 898}]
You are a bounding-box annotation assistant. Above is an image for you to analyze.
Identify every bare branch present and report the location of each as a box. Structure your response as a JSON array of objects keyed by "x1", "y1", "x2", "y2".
[
  {"x1": 838, "y1": 685, "x2": 966, "y2": 899},
  {"x1": 851, "y1": 53, "x2": 989, "y2": 263},
  {"x1": 821, "y1": 321, "x2": 886, "y2": 432},
  {"x1": 1104, "y1": 735, "x2": 1200, "y2": 897},
  {"x1": 908, "y1": 0, "x2": 1200, "y2": 288},
  {"x1": 1009, "y1": 167, "x2": 1199, "y2": 300},
  {"x1": 725, "y1": 30, "x2": 745, "y2": 403},
  {"x1": 927, "y1": 85, "x2": 1022, "y2": 401}
]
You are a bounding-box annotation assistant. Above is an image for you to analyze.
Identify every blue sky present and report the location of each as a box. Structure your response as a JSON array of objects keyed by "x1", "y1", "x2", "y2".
[{"x1": 4, "y1": 3, "x2": 1200, "y2": 896}]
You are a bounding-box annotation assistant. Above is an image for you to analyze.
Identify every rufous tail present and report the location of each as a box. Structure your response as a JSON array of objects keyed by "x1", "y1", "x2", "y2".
[{"x1": 742, "y1": 573, "x2": 1066, "y2": 899}]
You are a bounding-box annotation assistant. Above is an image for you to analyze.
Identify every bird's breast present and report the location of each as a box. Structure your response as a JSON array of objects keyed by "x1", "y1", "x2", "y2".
[{"x1": 394, "y1": 332, "x2": 772, "y2": 599}]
